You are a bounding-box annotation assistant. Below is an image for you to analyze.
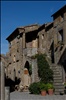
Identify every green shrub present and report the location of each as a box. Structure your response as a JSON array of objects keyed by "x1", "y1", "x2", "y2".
[
  {"x1": 28, "y1": 82, "x2": 40, "y2": 94},
  {"x1": 37, "y1": 54, "x2": 53, "y2": 83}
]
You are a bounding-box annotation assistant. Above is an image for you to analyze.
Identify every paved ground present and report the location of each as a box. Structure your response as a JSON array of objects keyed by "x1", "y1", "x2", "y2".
[{"x1": 10, "y1": 91, "x2": 66, "y2": 100}]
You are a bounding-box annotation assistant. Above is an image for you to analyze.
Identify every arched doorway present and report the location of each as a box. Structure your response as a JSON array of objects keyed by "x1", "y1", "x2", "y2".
[
  {"x1": 23, "y1": 61, "x2": 32, "y2": 89},
  {"x1": 24, "y1": 61, "x2": 29, "y2": 72}
]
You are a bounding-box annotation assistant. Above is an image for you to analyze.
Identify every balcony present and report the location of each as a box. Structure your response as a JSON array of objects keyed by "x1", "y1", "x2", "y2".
[
  {"x1": 23, "y1": 47, "x2": 47, "y2": 57},
  {"x1": 23, "y1": 48, "x2": 38, "y2": 57}
]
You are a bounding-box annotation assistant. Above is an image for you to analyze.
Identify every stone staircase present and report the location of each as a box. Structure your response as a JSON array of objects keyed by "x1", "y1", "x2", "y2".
[
  {"x1": 52, "y1": 64, "x2": 64, "y2": 94},
  {"x1": 42, "y1": 42, "x2": 66, "y2": 94}
]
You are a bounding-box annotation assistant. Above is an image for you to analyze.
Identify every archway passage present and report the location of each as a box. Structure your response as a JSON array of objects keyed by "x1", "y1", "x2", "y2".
[
  {"x1": 24, "y1": 61, "x2": 29, "y2": 72},
  {"x1": 23, "y1": 61, "x2": 31, "y2": 89}
]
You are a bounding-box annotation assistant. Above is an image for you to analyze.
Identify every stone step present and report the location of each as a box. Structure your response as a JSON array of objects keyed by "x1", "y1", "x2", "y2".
[
  {"x1": 53, "y1": 82, "x2": 63, "y2": 85},
  {"x1": 54, "y1": 79, "x2": 62, "y2": 83},
  {"x1": 54, "y1": 91, "x2": 64, "y2": 95},
  {"x1": 53, "y1": 77, "x2": 62, "y2": 80},
  {"x1": 53, "y1": 73, "x2": 62, "y2": 78},
  {"x1": 53, "y1": 74, "x2": 62, "y2": 77},
  {"x1": 52, "y1": 68, "x2": 62, "y2": 71},
  {"x1": 54, "y1": 85, "x2": 64, "y2": 89},
  {"x1": 53, "y1": 70, "x2": 61, "y2": 73},
  {"x1": 54, "y1": 88, "x2": 64, "y2": 93},
  {"x1": 53, "y1": 72, "x2": 62, "y2": 75},
  {"x1": 53, "y1": 72, "x2": 62, "y2": 74},
  {"x1": 53, "y1": 68, "x2": 61, "y2": 70},
  {"x1": 54, "y1": 85, "x2": 64, "y2": 95}
]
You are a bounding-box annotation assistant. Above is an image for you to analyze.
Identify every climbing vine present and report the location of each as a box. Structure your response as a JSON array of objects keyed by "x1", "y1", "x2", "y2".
[{"x1": 37, "y1": 54, "x2": 53, "y2": 83}]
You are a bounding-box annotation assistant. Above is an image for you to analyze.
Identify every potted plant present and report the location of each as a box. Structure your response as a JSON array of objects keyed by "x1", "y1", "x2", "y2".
[
  {"x1": 39, "y1": 83, "x2": 47, "y2": 96},
  {"x1": 47, "y1": 83, "x2": 54, "y2": 95}
]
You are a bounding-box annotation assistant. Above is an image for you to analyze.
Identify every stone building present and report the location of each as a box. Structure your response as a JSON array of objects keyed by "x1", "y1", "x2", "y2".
[
  {"x1": 0, "y1": 54, "x2": 8, "y2": 77},
  {"x1": 6, "y1": 5, "x2": 66, "y2": 94}
]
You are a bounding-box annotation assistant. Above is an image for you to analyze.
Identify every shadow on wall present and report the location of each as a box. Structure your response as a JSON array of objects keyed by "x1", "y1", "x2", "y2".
[{"x1": 5, "y1": 75, "x2": 21, "y2": 92}]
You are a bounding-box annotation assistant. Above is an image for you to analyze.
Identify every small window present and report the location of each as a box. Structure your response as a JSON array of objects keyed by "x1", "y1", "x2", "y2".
[
  {"x1": 18, "y1": 70, "x2": 20, "y2": 73},
  {"x1": 60, "y1": 14, "x2": 64, "y2": 22},
  {"x1": 17, "y1": 35, "x2": 20, "y2": 39},
  {"x1": 58, "y1": 29, "x2": 63, "y2": 43}
]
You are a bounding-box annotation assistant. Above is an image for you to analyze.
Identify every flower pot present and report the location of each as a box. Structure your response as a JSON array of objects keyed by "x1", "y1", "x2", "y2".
[
  {"x1": 48, "y1": 89, "x2": 53, "y2": 95},
  {"x1": 41, "y1": 90, "x2": 46, "y2": 96}
]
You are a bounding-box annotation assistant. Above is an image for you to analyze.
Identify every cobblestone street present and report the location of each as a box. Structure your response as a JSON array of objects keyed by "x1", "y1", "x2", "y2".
[{"x1": 10, "y1": 91, "x2": 66, "y2": 100}]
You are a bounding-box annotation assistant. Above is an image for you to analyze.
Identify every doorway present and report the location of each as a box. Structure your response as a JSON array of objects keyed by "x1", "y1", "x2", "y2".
[{"x1": 23, "y1": 61, "x2": 31, "y2": 88}]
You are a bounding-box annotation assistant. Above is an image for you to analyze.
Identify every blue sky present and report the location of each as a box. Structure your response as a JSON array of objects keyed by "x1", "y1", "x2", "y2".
[{"x1": 1, "y1": 1, "x2": 66, "y2": 54}]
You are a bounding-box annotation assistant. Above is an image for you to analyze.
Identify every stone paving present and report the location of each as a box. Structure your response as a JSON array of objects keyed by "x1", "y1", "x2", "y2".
[{"x1": 10, "y1": 91, "x2": 66, "y2": 100}]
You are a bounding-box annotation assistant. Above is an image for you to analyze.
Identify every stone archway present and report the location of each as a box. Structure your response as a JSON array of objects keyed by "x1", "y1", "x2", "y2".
[
  {"x1": 24, "y1": 61, "x2": 29, "y2": 72},
  {"x1": 23, "y1": 61, "x2": 31, "y2": 88}
]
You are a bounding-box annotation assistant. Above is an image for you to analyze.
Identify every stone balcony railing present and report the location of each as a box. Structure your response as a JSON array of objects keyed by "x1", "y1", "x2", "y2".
[
  {"x1": 23, "y1": 48, "x2": 38, "y2": 57},
  {"x1": 23, "y1": 47, "x2": 47, "y2": 57}
]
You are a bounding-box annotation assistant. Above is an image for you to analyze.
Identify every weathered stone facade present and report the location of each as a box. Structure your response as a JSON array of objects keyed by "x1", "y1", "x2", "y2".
[
  {"x1": 5, "y1": 5, "x2": 66, "y2": 94},
  {"x1": 0, "y1": 54, "x2": 8, "y2": 77}
]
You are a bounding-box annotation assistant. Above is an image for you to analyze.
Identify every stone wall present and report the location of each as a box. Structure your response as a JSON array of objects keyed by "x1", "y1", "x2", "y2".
[{"x1": 5, "y1": 5, "x2": 66, "y2": 94}]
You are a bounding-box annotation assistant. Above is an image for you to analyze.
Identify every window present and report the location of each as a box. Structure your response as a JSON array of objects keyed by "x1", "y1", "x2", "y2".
[
  {"x1": 51, "y1": 41, "x2": 55, "y2": 63},
  {"x1": 58, "y1": 29, "x2": 63, "y2": 43},
  {"x1": 17, "y1": 35, "x2": 20, "y2": 39},
  {"x1": 60, "y1": 14, "x2": 64, "y2": 22}
]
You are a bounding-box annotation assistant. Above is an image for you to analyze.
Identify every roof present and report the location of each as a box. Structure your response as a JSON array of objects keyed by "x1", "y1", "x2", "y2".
[
  {"x1": 45, "y1": 22, "x2": 53, "y2": 31},
  {"x1": 38, "y1": 22, "x2": 53, "y2": 32},
  {"x1": 18, "y1": 23, "x2": 39, "y2": 28},
  {"x1": 51, "y1": 5, "x2": 66, "y2": 17},
  {"x1": 6, "y1": 28, "x2": 19, "y2": 41},
  {"x1": 6, "y1": 24, "x2": 39, "y2": 41}
]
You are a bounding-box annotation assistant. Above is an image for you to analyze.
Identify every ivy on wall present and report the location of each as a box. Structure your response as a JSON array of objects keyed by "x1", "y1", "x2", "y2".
[{"x1": 37, "y1": 54, "x2": 53, "y2": 83}]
